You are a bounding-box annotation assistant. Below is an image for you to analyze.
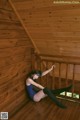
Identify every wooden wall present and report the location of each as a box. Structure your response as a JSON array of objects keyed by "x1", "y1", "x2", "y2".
[
  {"x1": 0, "y1": 0, "x2": 33, "y2": 117},
  {"x1": 12, "y1": 0, "x2": 80, "y2": 57},
  {"x1": 11, "y1": 0, "x2": 80, "y2": 81}
]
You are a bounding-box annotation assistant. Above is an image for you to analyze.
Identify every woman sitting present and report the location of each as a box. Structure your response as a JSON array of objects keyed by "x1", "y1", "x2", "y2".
[{"x1": 26, "y1": 65, "x2": 72, "y2": 109}]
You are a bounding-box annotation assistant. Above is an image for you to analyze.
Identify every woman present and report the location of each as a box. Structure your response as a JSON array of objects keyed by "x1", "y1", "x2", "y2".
[{"x1": 26, "y1": 65, "x2": 72, "y2": 109}]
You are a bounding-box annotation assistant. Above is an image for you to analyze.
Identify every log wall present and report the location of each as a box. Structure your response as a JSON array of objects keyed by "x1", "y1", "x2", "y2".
[
  {"x1": 0, "y1": 0, "x2": 33, "y2": 117},
  {"x1": 11, "y1": 0, "x2": 80, "y2": 81}
]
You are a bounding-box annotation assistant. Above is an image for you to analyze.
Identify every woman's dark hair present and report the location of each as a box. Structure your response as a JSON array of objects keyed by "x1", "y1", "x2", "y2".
[{"x1": 27, "y1": 70, "x2": 42, "y2": 79}]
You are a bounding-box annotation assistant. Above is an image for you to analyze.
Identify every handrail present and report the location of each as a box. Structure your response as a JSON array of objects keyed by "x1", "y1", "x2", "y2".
[
  {"x1": 42, "y1": 58, "x2": 80, "y2": 65},
  {"x1": 31, "y1": 52, "x2": 80, "y2": 102},
  {"x1": 39, "y1": 53, "x2": 80, "y2": 59}
]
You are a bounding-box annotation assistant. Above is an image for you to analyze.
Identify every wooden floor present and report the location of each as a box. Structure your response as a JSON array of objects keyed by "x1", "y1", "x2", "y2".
[{"x1": 10, "y1": 98, "x2": 80, "y2": 120}]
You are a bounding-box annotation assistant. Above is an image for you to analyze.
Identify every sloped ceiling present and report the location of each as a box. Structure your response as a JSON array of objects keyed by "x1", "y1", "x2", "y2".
[{"x1": 11, "y1": 0, "x2": 80, "y2": 57}]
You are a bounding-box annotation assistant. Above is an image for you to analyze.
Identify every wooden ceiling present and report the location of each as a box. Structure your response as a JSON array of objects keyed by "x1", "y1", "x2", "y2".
[{"x1": 11, "y1": 0, "x2": 80, "y2": 57}]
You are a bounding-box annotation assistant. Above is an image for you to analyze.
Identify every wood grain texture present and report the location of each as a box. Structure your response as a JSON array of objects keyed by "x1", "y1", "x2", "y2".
[
  {"x1": 10, "y1": 98, "x2": 80, "y2": 120},
  {"x1": 11, "y1": 0, "x2": 80, "y2": 80},
  {"x1": 0, "y1": 0, "x2": 33, "y2": 117},
  {"x1": 12, "y1": 0, "x2": 80, "y2": 57},
  {"x1": 1, "y1": 0, "x2": 80, "y2": 119}
]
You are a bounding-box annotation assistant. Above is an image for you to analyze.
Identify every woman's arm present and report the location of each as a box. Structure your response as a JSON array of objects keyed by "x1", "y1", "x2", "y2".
[
  {"x1": 42, "y1": 65, "x2": 55, "y2": 76},
  {"x1": 26, "y1": 78, "x2": 44, "y2": 89}
]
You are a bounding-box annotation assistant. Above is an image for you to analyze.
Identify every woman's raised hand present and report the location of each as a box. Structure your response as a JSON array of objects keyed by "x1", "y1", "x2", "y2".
[{"x1": 50, "y1": 65, "x2": 56, "y2": 71}]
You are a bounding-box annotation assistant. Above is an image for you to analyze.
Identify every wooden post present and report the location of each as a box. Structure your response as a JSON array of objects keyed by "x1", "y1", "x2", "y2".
[
  {"x1": 59, "y1": 63, "x2": 61, "y2": 88},
  {"x1": 46, "y1": 61, "x2": 48, "y2": 87},
  {"x1": 31, "y1": 48, "x2": 36, "y2": 70},
  {"x1": 52, "y1": 62, "x2": 55, "y2": 89},
  {"x1": 72, "y1": 64, "x2": 75, "y2": 98},
  {"x1": 65, "y1": 63, "x2": 68, "y2": 97}
]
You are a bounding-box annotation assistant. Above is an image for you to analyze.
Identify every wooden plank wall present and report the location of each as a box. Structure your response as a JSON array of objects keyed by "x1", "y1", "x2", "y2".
[
  {"x1": 0, "y1": 0, "x2": 33, "y2": 116},
  {"x1": 12, "y1": 0, "x2": 80, "y2": 57},
  {"x1": 11, "y1": 0, "x2": 80, "y2": 81}
]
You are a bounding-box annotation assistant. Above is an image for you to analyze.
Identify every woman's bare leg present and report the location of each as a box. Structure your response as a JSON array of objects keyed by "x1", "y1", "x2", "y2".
[
  {"x1": 33, "y1": 88, "x2": 66, "y2": 108},
  {"x1": 33, "y1": 90, "x2": 47, "y2": 102}
]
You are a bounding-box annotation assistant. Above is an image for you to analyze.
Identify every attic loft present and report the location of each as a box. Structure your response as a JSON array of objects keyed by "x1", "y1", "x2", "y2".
[{"x1": 0, "y1": 0, "x2": 80, "y2": 120}]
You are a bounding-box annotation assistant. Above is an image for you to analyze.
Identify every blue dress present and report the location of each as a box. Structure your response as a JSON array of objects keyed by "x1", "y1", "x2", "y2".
[{"x1": 26, "y1": 84, "x2": 37, "y2": 99}]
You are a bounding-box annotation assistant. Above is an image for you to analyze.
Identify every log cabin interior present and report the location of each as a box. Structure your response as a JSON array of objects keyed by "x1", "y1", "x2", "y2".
[{"x1": 0, "y1": 0, "x2": 80, "y2": 120}]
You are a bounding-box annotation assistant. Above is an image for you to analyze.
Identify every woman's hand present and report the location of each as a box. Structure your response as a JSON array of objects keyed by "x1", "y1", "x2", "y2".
[
  {"x1": 50, "y1": 65, "x2": 55, "y2": 71},
  {"x1": 42, "y1": 65, "x2": 56, "y2": 76}
]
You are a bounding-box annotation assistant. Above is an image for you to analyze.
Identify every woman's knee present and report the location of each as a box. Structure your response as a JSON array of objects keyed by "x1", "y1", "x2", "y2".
[
  {"x1": 33, "y1": 99, "x2": 41, "y2": 102},
  {"x1": 33, "y1": 96, "x2": 41, "y2": 102},
  {"x1": 33, "y1": 90, "x2": 47, "y2": 102}
]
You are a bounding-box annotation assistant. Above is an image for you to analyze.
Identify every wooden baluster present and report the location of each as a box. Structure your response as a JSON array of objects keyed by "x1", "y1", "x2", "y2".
[
  {"x1": 46, "y1": 61, "x2": 48, "y2": 87},
  {"x1": 65, "y1": 63, "x2": 68, "y2": 97},
  {"x1": 31, "y1": 48, "x2": 35, "y2": 70},
  {"x1": 39, "y1": 59, "x2": 42, "y2": 85},
  {"x1": 52, "y1": 62, "x2": 55, "y2": 89},
  {"x1": 72, "y1": 64, "x2": 75, "y2": 98},
  {"x1": 36, "y1": 56, "x2": 40, "y2": 70},
  {"x1": 35, "y1": 53, "x2": 41, "y2": 70},
  {"x1": 59, "y1": 63, "x2": 61, "y2": 88},
  {"x1": 31, "y1": 49, "x2": 40, "y2": 70},
  {"x1": 34, "y1": 54, "x2": 42, "y2": 84},
  {"x1": 34, "y1": 53, "x2": 38, "y2": 70}
]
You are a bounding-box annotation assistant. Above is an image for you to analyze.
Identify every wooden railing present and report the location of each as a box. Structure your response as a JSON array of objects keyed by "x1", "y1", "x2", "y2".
[{"x1": 31, "y1": 51, "x2": 80, "y2": 102}]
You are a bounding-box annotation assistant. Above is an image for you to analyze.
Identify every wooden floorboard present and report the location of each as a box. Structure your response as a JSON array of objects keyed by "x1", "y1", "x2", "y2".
[{"x1": 10, "y1": 97, "x2": 80, "y2": 120}]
